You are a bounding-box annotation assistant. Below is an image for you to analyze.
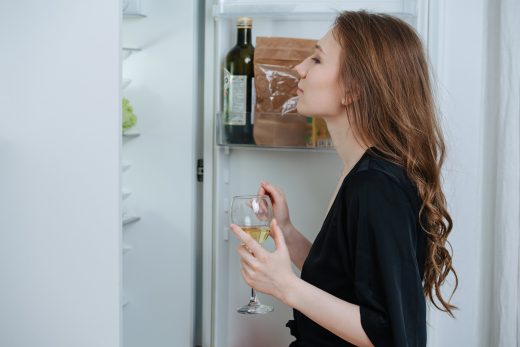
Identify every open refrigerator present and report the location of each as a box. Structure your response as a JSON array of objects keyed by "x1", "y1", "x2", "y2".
[
  {"x1": 121, "y1": 0, "x2": 431, "y2": 346},
  {"x1": 201, "y1": 1, "x2": 431, "y2": 347}
]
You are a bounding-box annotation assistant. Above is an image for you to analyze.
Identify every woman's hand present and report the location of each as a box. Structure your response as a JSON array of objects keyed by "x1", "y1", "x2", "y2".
[
  {"x1": 230, "y1": 219, "x2": 297, "y2": 305},
  {"x1": 258, "y1": 181, "x2": 292, "y2": 230}
]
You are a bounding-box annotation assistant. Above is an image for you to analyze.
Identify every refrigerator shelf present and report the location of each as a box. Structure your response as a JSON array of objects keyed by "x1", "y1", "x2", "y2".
[
  {"x1": 123, "y1": 132, "x2": 140, "y2": 140},
  {"x1": 122, "y1": 189, "x2": 132, "y2": 200},
  {"x1": 212, "y1": 1, "x2": 415, "y2": 19},
  {"x1": 216, "y1": 112, "x2": 335, "y2": 152},
  {"x1": 123, "y1": 13, "x2": 147, "y2": 19},
  {"x1": 218, "y1": 143, "x2": 335, "y2": 153},
  {"x1": 122, "y1": 78, "x2": 132, "y2": 89},
  {"x1": 123, "y1": 244, "x2": 133, "y2": 254},
  {"x1": 122, "y1": 47, "x2": 141, "y2": 60},
  {"x1": 123, "y1": 216, "x2": 141, "y2": 226},
  {"x1": 122, "y1": 161, "x2": 132, "y2": 172}
]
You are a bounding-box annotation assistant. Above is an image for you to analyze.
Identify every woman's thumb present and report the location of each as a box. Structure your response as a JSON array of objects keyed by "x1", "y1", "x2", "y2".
[{"x1": 271, "y1": 219, "x2": 286, "y2": 250}]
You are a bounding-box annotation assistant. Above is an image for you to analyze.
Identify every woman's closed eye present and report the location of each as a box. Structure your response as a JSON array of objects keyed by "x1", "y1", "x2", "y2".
[{"x1": 311, "y1": 56, "x2": 321, "y2": 64}]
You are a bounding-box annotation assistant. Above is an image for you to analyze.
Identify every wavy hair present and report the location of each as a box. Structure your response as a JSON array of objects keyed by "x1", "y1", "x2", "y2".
[{"x1": 333, "y1": 11, "x2": 458, "y2": 316}]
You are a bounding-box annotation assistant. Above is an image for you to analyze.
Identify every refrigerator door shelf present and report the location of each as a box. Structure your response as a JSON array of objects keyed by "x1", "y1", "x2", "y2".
[
  {"x1": 123, "y1": 132, "x2": 140, "y2": 140},
  {"x1": 122, "y1": 161, "x2": 132, "y2": 172},
  {"x1": 122, "y1": 47, "x2": 142, "y2": 60},
  {"x1": 122, "y1": 78, "x2": 132, "y2": 89},
  {"x1": 122, "y1": 216, "x2": 141, "y2": 226},
  {"x1": 122, "y1": 244, "x2": 133, "y2": 254},
  {"x1": 122, "y1": 189, "x2": 132, "y2": 200},
  {"x1": 123, "y1": 0, "x2": 143, "y2": 17},
  {"x1": 123, "y1": 13, "x2": 147, "y2": 19}
]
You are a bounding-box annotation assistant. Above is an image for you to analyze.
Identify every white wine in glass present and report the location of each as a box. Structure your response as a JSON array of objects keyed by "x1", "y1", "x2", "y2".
[
  {"x1": 230, "y1": 195, "x2": 274, "y2": 314},
  {"x1": 241, "y1": 226, "x2": 271, "y2": 243}
]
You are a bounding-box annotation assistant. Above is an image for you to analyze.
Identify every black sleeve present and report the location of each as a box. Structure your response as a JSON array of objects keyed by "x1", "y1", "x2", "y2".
[{"x1": 348, "y1": 170, "x2": 426, "y2": 347}]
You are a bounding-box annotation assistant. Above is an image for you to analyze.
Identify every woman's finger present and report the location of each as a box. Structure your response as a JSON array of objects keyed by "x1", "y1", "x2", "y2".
[
  {"x1": 257, "y1": 184, "x2": 266, "y2": 196},
  {"x1": 240, "y1": 267, "x2": 252, "y2": 287},
  {"x1": 270, "y1": 219, "x2": 287, "y2": 251},
  {"x1": 237, "y1": 244, "x2": 259, "y2": 268},
  {"x1": 262, "y1": 181, "x2": 285, "y2": 203},
  {"x1": 260, "y1": 181, "x2": 277, "y2": 198}
]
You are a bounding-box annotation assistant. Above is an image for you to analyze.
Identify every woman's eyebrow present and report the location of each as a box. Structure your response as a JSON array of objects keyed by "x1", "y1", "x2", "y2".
[{"x1": 315, "y1": 44, "x2": 326, "y2": 55}]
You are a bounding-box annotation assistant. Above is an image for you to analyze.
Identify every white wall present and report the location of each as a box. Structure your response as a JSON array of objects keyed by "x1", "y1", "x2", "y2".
[
  {"x1": 0, "y1": 1, "x2": 121, "y2": 347},
  {"x1": 427, "y1": 0, "x2": 488, "y2": 346}
]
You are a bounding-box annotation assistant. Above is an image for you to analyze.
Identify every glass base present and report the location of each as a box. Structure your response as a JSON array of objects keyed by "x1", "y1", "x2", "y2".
[{"x1": 237, "y1": 299, "x2": 274, "y2": 314}]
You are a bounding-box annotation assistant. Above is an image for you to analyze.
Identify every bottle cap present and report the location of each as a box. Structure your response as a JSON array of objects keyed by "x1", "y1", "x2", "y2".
[{"x1": 237, "y1": 17, "x2": 253, "y2": 28}]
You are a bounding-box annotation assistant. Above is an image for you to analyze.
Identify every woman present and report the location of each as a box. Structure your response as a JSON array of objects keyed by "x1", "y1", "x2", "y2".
[{"x1": 230, "y1": 11, "x2": 458, "y2": 347}]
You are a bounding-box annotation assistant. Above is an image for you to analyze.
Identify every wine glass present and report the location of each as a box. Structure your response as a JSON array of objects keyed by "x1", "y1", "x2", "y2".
[{"x1": 230, "y1": 195, "x2": 274, "y2": 314}]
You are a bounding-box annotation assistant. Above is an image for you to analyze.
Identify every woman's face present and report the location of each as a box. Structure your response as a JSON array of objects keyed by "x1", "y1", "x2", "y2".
[{"x1": 294, "y1": 29, "x2": 346, "y2": 118}]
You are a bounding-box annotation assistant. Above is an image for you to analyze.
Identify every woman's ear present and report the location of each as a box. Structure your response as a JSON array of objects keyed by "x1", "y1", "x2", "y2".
[
  {"x1": 342, "y1": 91, "x2": 360, "y2": 106},
  {"x1": 341, "y1": 81, "x2": 360, "y2": 106}
]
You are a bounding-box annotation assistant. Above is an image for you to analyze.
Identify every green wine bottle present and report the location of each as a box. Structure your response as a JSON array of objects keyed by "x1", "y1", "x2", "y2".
[{"x1": 223, "y1": 17, "x2": 255, "y2": 144}]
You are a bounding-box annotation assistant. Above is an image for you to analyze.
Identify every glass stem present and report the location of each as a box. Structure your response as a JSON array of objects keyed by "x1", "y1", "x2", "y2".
[{"x1": 250, "y1": 287, "x2": 258, "y2": 304}]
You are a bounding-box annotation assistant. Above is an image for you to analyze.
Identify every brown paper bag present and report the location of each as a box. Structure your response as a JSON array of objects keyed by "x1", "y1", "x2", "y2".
[{"x1": 253, "y1": 37, "x2": 316, "y2": 147}]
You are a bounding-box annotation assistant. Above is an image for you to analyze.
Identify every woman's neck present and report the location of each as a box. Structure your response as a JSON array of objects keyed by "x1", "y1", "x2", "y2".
[{"x1": 324, "y1": 114, "x2": 370, "y2": 177}]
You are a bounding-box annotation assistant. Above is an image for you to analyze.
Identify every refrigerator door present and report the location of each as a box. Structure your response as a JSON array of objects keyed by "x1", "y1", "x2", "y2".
[
  {"x1": 0, "y1": 1, "x2": 121, "y2": 346},
  {"x1": 121, "y1": 0, "x2": 201, "y2": 346}
]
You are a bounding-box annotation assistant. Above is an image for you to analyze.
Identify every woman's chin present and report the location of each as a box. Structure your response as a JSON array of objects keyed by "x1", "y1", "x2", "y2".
[{"x1": 296, "y1": 103, "x2": 311, "y2": 117}]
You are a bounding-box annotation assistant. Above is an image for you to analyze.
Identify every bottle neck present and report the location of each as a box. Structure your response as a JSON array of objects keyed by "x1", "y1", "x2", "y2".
[{"x1": 236, "y1": 27, "x2": 252, "y2": 46}]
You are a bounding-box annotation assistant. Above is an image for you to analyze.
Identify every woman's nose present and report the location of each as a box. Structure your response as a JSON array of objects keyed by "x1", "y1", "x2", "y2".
[{"x1": 294, "y1": 60, "x2": 306, "y2": 79}]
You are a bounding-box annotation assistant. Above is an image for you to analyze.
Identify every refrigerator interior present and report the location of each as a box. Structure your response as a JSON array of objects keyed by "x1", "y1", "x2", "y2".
[{"x1": 203, "y1": 1, "x2": 429, "y2": 346}]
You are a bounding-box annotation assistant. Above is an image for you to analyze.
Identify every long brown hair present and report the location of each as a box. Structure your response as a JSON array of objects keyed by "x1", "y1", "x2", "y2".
[{"x1": 333, "y1": 11, "x2": 458, "y2": 316}]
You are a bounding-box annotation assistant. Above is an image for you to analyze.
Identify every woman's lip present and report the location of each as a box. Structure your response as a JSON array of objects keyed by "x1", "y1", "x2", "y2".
[{"x1": 297, "y1": 88, "x2": 304, "y2": 94}]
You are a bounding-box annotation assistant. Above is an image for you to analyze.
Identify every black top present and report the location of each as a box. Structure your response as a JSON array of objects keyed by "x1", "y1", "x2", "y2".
[{"x1": 286, "y1": 147, "x2": 427, "y2": 347}]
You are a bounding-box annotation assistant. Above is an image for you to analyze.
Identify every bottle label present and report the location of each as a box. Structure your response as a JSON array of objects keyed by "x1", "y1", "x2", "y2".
[{"x1": 223, "y1": 68, "x2": 247, "y2": 125}]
